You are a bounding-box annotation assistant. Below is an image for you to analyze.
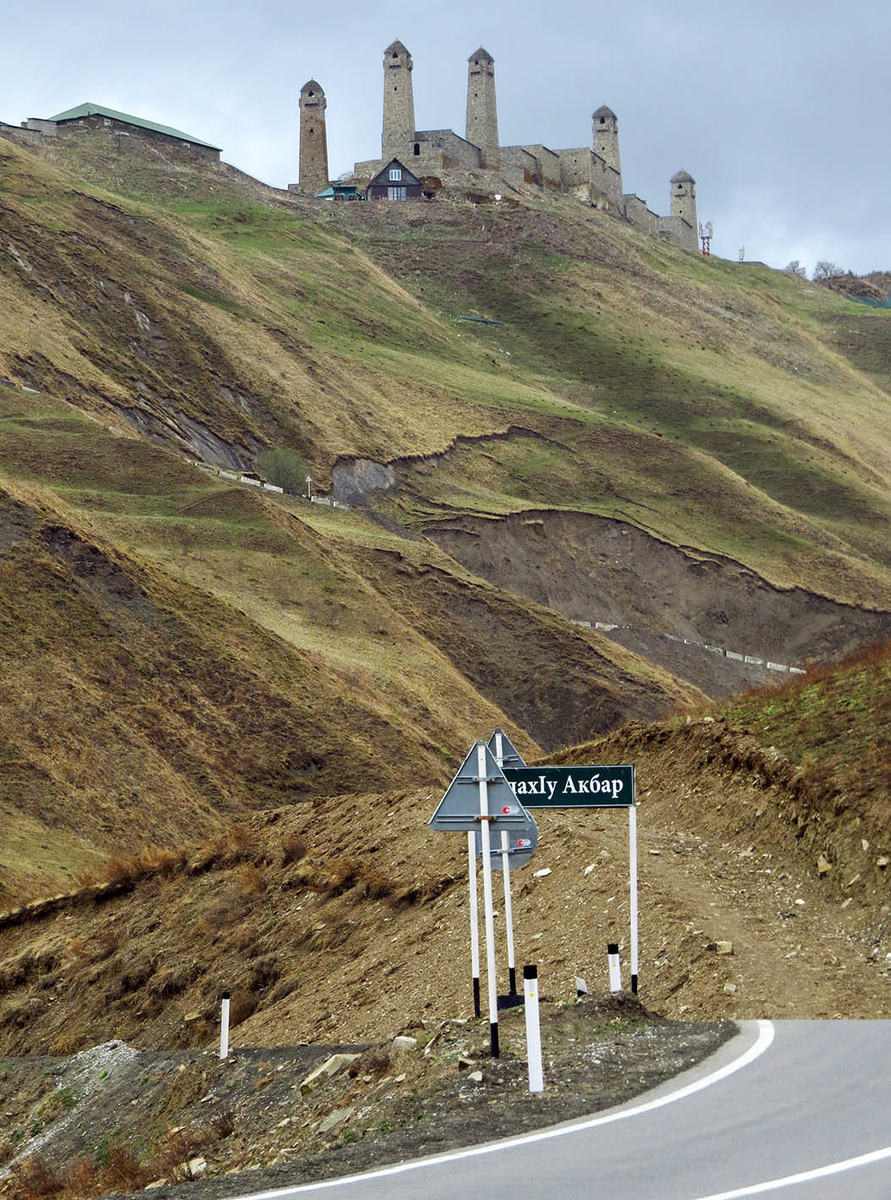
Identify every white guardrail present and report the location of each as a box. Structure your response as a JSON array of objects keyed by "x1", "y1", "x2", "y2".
[{"x1": 572, "y1": 620, "x2": 805, "y2": 676}]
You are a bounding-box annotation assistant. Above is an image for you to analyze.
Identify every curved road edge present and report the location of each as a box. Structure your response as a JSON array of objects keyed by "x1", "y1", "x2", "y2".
[{"x1": 230, "y1": 1020, "x2": 774, "y2": 1200}]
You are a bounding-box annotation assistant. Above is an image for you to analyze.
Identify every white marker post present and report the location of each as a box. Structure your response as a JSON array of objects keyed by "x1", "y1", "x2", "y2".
[
  {"x1": 493, "y1": 731, "x2": 518, "y2": 996},
  {"x1": 468, "y1": 830, "x2": 481, "y2": 1018},
  {"x1": 305, "y1": 475, "x2": 312, "y2": 501},
  {"x1": 608, "y1": 943, "x2": 622, "y2": 992},
  {"x1": 629, "y1": 805, "x2": 639, "y2": 994},
  {"x1": 501, "y1": 829, "x2": 517, "y2": 995},
  {"x1": 219, "y1": 990, "x2": 231, "y2": 1060},
  {"x1": 477, "y1": 742, "x2": 500, "y2": 1058},
  {"x1": 523, "y1": 965, "x2": 544, "y2": 1093}
]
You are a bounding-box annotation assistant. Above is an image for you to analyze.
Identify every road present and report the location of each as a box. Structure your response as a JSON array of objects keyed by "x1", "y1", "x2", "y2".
[{"x1": 233, "y1": 1021, "x2": 891, "y2": 1200}]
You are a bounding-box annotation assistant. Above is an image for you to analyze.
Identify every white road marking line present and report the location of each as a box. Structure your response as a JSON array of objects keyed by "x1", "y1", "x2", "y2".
[
  {"x1": 688, "y1": 1144, "x2": 891, "y2": 1199},
  {"x1": 230, "y1": 1020, "x2": 776, "y2": 1199}
]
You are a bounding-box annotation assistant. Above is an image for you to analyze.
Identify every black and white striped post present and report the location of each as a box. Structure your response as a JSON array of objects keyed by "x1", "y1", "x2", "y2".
[
  {"x1": 608, "y1": 943, "x2": 622, "y2": 992},
  {"x1": 476, "y1": 742, "x2": 500, "y2": 1058},
  {"x1": 523, "y1": 965, "x2": 544, "y2": 1093},
  {"x1": 467, "y1": 830, "x2": 481, "y2": 1018},
  {"x1": 219, "y1": 990, "x2": 231, "y2": 1060},
  {"x1": 629, "y1": 805, "x2": 639, "y2": 994}
]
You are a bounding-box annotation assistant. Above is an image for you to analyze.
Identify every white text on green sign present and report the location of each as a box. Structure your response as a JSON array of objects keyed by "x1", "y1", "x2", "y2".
[{"x1": 501, "y1": 765, "x2": 634, "y2": 808}]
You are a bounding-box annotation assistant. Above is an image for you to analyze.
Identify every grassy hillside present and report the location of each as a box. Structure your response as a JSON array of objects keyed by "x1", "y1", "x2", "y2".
[
  {"x1": 1, "y1": 126, "x2": 890, "y2": 904},
  {"x1": 0, "y1": 384, "x2": 700, "y2": 900},
  {"x1": 1, "y1": 135, "x2": 890, "y2": 613}
]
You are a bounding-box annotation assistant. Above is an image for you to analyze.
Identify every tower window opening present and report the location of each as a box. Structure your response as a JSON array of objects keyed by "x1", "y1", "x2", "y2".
[
  {"x1": 392, "y1": 52, "x2": 398, "y2": 58},
  {"x1": 308, "y1": 90, "x2": 314, "y2": 97},
  {"x1": 309, "y1": 127, "x2": 313, "y2": 133},
  {"x1": 600, "y1": 116, "x2": 605, "y2": 123},
  {"x1": 414, "y1": 142, "x2": 420, "y2": 155}
]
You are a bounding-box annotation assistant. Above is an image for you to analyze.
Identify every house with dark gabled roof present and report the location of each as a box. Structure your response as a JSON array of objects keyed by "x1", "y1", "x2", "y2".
[{"x1": 365, "y1": 158, "x2": 423, "y2": 201}]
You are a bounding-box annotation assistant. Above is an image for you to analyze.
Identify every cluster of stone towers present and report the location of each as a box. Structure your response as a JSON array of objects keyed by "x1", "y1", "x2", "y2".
[{"x1": 297, "y1": 41, "x2": 699, "y2": 251}]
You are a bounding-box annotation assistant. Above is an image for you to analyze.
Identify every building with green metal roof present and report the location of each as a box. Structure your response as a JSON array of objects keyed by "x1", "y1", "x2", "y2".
[{"x1": 33, "y1": 102, "x2": 221, "y2": 156}]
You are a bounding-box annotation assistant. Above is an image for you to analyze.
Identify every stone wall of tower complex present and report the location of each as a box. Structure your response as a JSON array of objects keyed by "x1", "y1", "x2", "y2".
[
  {"x1": 500, "y1": 145, "x2": 542, "y2": 186},
  {"x1": 382, "y1": 41, "x2": 416, "y2": 161},
  {"x1": 659, "y1": 215, "x2": 697, "y2": 252},
  {"x1": 413, "y1": 130, "x2": 482, "y2": 171},
  {"x1": 298, "y1": 81, "x2": 329, "y2": 194},
  {"x1": 623, "y1": 194, "x2": 659, "y2": 235},
  {"x1": 557, "y1": 149, "x2": 622, "y2": 208},
  {"x1": 518, "y1": 145, "x2": 562, "y2": 189},
  {"x1": 465, "y1": 49, "x2": 499, "y2": 169}
]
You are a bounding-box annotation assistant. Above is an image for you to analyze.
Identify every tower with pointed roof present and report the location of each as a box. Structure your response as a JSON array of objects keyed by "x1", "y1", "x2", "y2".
[
  {"x1": 592, "y1": 104, "x2": 621, "y2": 184},
  {"x1": 299, "y1": 81, "x2": 329, "y2": 194},
  {"x1": 465, "y1": 47, "x2": 500, "y2": 169},
  {"x1": 670, "y1": 168, "x2": 697, "y2": 229},
  {"x1": 382, "y1": 40, "x2": 415, "y2": 161}
]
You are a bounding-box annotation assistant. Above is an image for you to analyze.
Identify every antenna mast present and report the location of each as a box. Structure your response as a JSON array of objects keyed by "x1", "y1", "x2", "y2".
[{"x1": 699, "y1": 220, "x2": 713, "y2": 256}]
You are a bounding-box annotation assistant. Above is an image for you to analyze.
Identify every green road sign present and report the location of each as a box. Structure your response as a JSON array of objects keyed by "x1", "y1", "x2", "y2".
[{"x1": 501, "y1": 765, "x2": 634, "y2": 808}]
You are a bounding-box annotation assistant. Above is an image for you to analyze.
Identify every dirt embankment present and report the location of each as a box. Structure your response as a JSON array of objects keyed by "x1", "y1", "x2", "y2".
[
  {"x1": 0, "y1": 1001, "x2": 732, "y2": 1199},
  {"x1": 427, "y1": 510, "x2": 891, "y2": 687},
  {"x1": 0, "y1": 712, "x2": 888, "y2": 1074}
]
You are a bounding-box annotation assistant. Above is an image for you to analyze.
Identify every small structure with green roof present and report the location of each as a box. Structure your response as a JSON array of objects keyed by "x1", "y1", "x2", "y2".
[{"x1": 26, "y1": 102, "x2": 221, "y2": 159}]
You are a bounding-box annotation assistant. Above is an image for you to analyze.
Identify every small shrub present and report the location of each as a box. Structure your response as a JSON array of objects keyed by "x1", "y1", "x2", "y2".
[
  {"x1": 105, "y1": 1147, "x2": 147, "y2": 1192},
  {"x1": 9, "y1": 1155, "x2": 63, "y2": 1199},
  {"x1": 280, "y1": 832, "x2": 307, "y2": 866}
]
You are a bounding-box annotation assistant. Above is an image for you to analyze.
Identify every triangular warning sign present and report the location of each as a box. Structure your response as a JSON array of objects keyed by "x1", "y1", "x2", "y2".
[
  {"x1": 488, "y1": 729, "x2": 526, "y2": 769},
  {"x1": 429, "y1": 742, "x2": 530, "y2": 832},
  {"x1": 475, "y1": 810, "x2": 538, "y2": 870}
]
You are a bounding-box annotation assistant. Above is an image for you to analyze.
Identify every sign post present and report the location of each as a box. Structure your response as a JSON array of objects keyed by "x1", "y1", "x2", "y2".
[
  {"x1": 629, "y1": 804, "x2": 639, "y2": 994},
  {"x1": 429, "y1": 741, "x2": 529, "y2": 1057},
  {"x1": 476, "y1": 742, "x2": 500, "y2": 1057},
  {"x1": 491, "y1": 729, "x2": 524, "y2": 997},
  {"x1": 468, "y1": 830, "x2": 481, "y2": 1017},
  {"x1": 502, "y1": 763, "x2": 638, "y2": 994}
]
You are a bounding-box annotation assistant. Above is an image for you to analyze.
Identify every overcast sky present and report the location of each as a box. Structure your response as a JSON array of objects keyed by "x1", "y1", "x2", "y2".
[{"x1": 4, "y1": 0, "x2": 889, "y2": 274}]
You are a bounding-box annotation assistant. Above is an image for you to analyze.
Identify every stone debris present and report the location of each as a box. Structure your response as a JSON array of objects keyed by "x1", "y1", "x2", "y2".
[
  {"x1": 723, "y1": 983, "x2": 737, "y2": 994},
  {"x1": 715, "y1": 941, "x2": 734, "y2": 955},
  {"x1": 467, "y1": 1071, "x2": 483, "y2": 1083},
  {"x1": 299, "y1": 1053, "x2": 360, "y2": 1094},
  {"x1": 186, "y1": 1157, "x2": 207, "y2": 1177},
  {"x1": 317, "y1": 1106, "x2": 354, "y2": 1135},
  {"x1": 392, "y1": 1035, "x2": 418, "y2": 1057},
  {"x1": 533, "y1": 868, "x2": 551, "y2": 878},
  {"x1": 817, "y1": 855, "x2": 832, "y2": 876}
]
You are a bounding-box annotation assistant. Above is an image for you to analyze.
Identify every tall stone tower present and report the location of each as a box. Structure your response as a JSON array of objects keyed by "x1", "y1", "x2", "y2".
[
  {"x1": 670, "y1": 169, "x2": 697, "y2": 229},
  {"x1": 465, "y1": 48, "x2": 500, "y2": 169},
  {"x1": 592, "y1": 104, "x2": 621, "y2": 181},
  {"x1": 299, "y1": 81, "x2": 329, "y2": 195},
  {"x1": 382, "y1": 40, "x2": 415, "y2": 161}
]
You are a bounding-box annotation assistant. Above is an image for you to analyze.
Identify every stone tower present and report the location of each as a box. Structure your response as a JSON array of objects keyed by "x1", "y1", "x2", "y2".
[
  {"x1": 592, "y1": 104, "x2": 621, "y2": 182},
  {"x1": 670, "y1": 169, "x2": 697, "y2": 229},
  {"x1": 382, "y1": 40, "x2": 415, "y2": 161},
  {"x1": 465, "y1": 47, "x2": 500, "y2": 169},
  {"x1": 299, "y1": 81, "x2": 329, "y2": 195}
]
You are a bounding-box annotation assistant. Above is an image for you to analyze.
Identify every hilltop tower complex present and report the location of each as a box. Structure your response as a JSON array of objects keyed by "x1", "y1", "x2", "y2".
[
  {"x1": 465, "y1": 48, "x2": 500, "y2": 169},
  {"x1": 592, "y1": 105, "x2": 621, "y2": 188},
  {"x1": 298, "y1": 81, "x2": 329, "y2": 194},
  {"x1": 382, "y1": 40, "x2": 416, "y2": 160}
]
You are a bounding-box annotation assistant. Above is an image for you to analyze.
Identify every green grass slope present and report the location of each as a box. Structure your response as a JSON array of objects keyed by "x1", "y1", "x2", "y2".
[
  {"x1": 0, "y1": 385, "x2": 701, "y2": 899},
  {"x1": 1, "y1": 134, "x2": 890, "y2": 613}
]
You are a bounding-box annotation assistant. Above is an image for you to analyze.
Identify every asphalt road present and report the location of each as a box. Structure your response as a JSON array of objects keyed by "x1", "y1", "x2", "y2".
[{"x1": 233, "y1": 1021, "x2": 891, "y2": 1200}]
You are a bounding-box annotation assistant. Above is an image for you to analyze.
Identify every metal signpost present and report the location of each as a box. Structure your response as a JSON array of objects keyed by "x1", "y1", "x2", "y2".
[
  {"x1": 429, "y1": 741, "x2": 529, "y2": 1056},
  {"x1": 490, "y1": 729, "x2": 530, "y2": 999},
  {"x1": 502, "y1": 764, "x2": 639, "y2": 993}
]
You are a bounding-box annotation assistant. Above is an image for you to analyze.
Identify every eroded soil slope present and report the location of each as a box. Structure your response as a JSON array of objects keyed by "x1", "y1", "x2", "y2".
[{"x1": 428, "y1": 510, "x2": 891, "y2": 677}]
